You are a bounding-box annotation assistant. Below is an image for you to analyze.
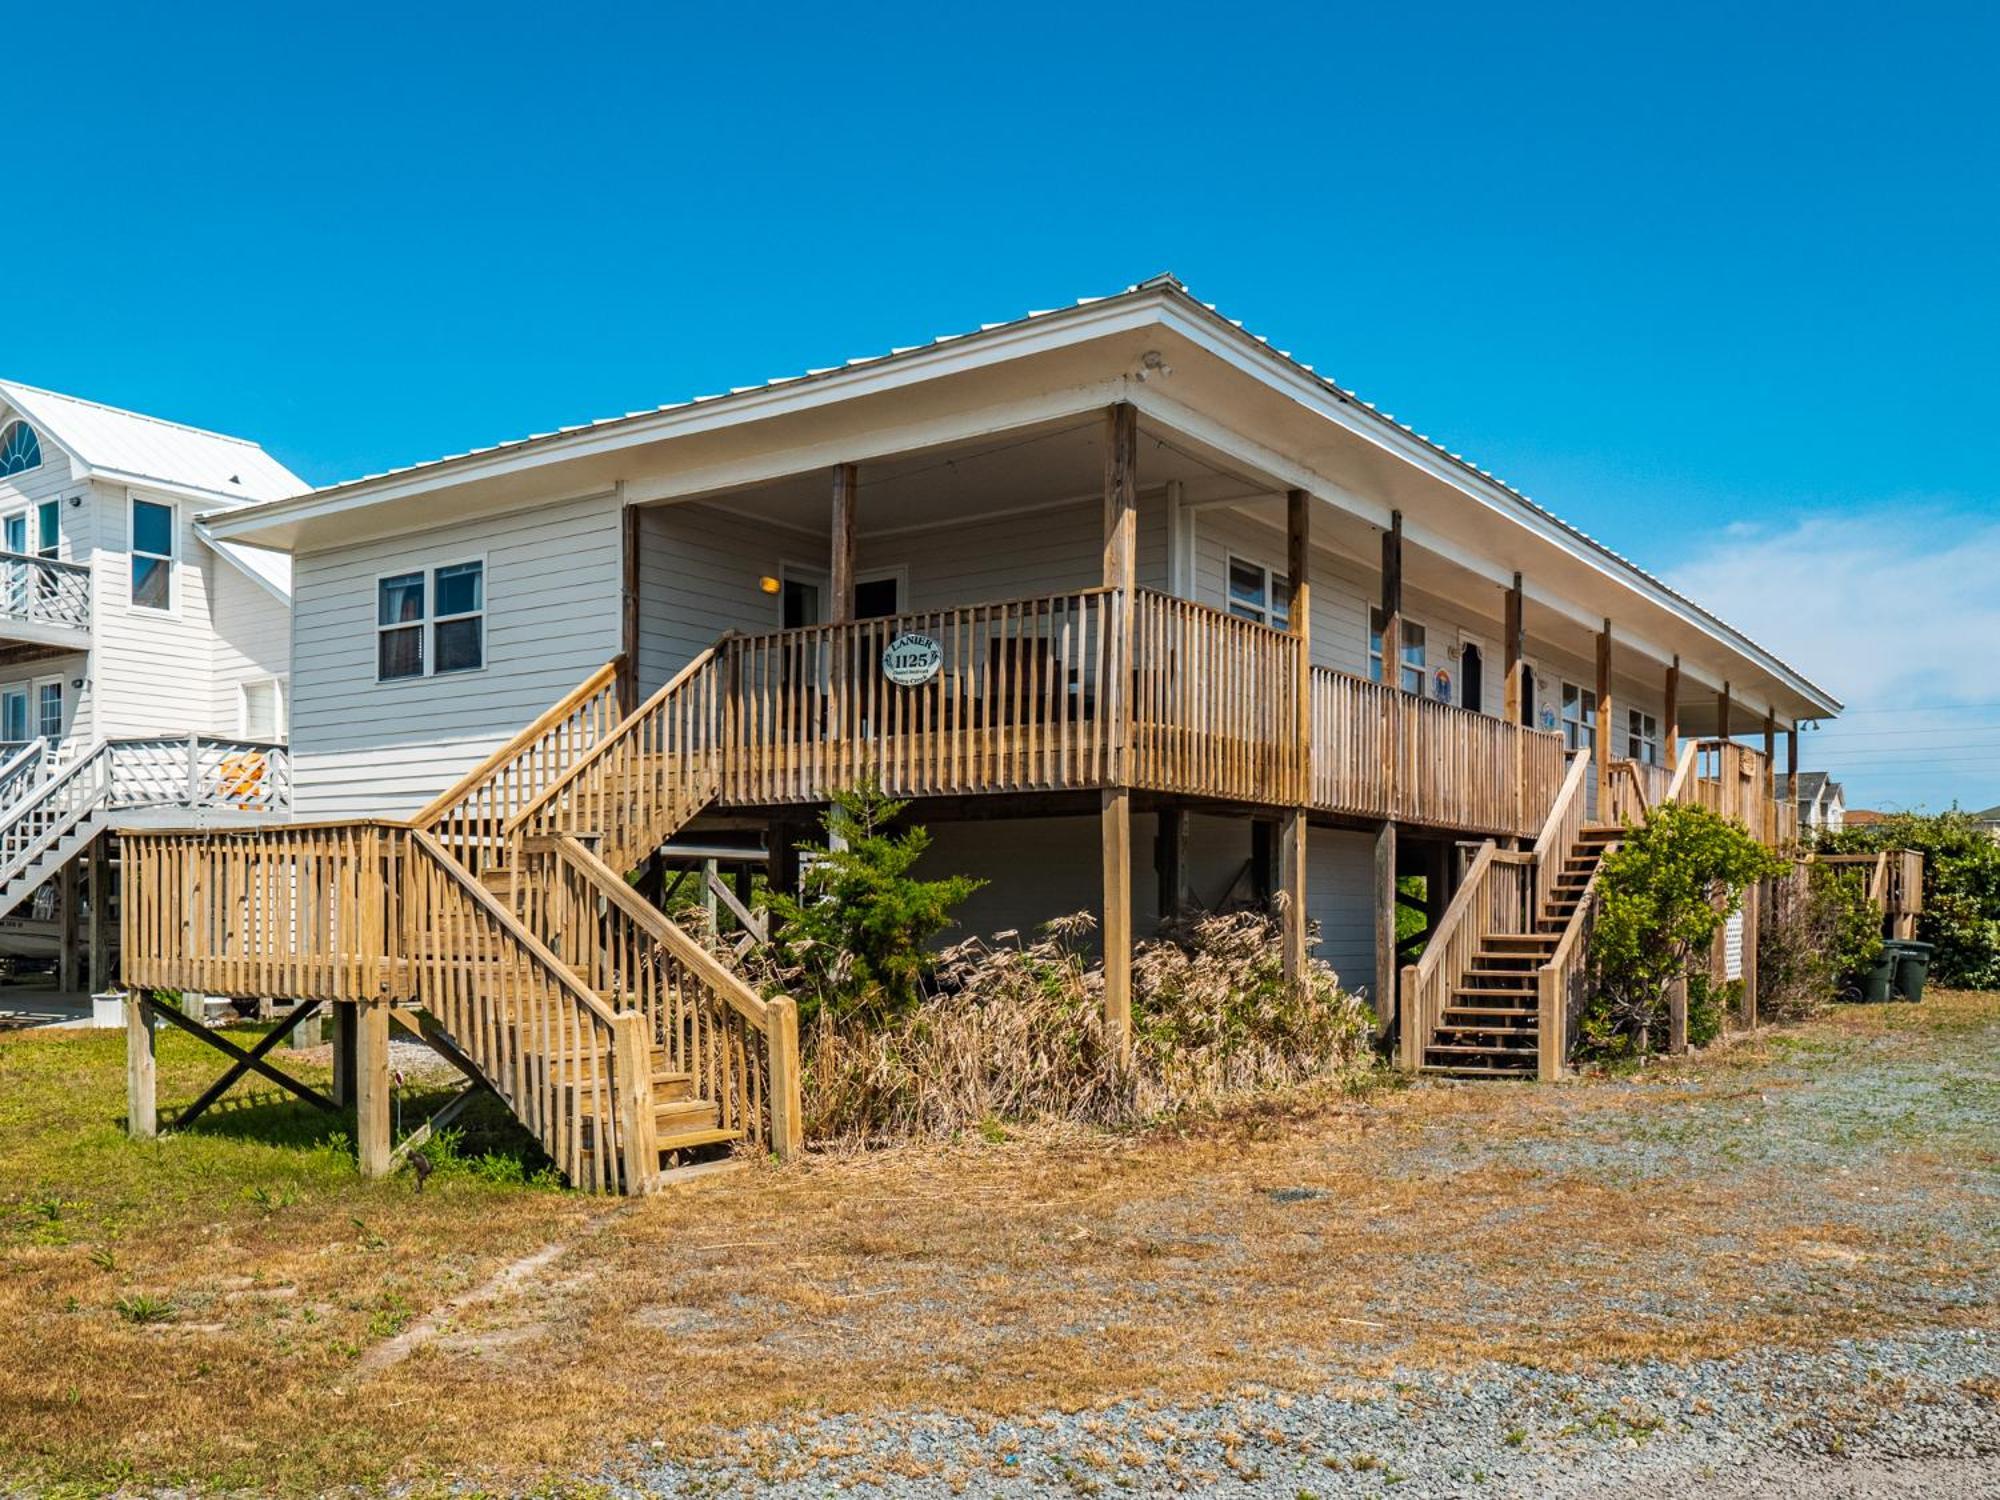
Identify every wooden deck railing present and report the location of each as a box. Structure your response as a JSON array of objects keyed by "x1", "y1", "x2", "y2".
[
  {"x1": 414, "y1": 658, "x2": 625, "y2": 873},
  {"x1": 1398, "y1": 842, "x2": 1534, "y2": 1068},
  {"x1": 508, "y1": 646, "x2": 727, "y2": 878},
  {"x1": 517, "y1": 834, "x2": 800, "y2": 1157},
  {"x1": 1310, "y1": 667, "x2": 1562, "y2": 837},
  {"x1": 1130, "y1": 589, "x2": 1299, "y2": 803},
  {"x1": 721, "y1": 589, "x2": 1117, "y2": 806},
  {"x1": 1688, "y1": 740, "x2": 1774, "y2": 842},
  {"x1": 121, "y1": 822, "x2": 407, "y2": 1002}
]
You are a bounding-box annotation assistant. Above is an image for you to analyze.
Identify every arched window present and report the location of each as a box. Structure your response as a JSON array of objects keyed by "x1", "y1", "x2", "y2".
[{"x1": 0, "y1": 422, "x2": 40, "y2": 477}]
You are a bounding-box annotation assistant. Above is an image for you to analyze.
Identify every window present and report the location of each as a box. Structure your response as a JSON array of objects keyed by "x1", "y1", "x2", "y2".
[
  {"x1": 36, "y1": 681, "x2": 60, "y2": 741},
  {"x1": 1369, "y1": 608, "x2": 1426, "y2": 692},
  {"x1": 131, "y1": 498, "x2": 175, "y2": 611},
  {"x1": 241, "y1": 678, "x2": 286, "y2": 739},
  {"x1": 377, "y1": 561, "x2": 485, "y2": 681},
  {"x1": 0, "y1": 422, "x2": 39, "y2": 477},
  {"x1": 852, "y1": 574, "x2": 900, "y2": 620},
  {"x1": 1562, "y1": 682, "x2": 1598, "y2": 753},
  {"x1": 0, "y1": 688, "x2": 26, "y2": 743},
  {"x1": 431, "y1": 561, "x2": 485, "y2": 673},
  {"x1": 35, "y1": 501, "x2": 55, "y2": 559},
  {"x1": 1226, "y1": 557, "x2": 1291, "y2": 630},
  {"x1": 1628, "y1": 708, "x2": 1661, "y2": 766}
]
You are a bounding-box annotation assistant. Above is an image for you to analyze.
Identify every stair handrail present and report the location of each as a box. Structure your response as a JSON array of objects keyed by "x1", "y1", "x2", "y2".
[
  {"x1": 413, "y1": 656, "x2": 626, "y2": 867},
  {"x1": 0, "y1": 738, "x2": 48, "y2": 809},
  {"x1": 405, "y1": 828, "x2": 656, "y2": 1192},
  {"x1": 1660, "y1": 746, "x2": 1698, "y2": 806},
  {"x1": 0, "y1": 742, "x2": 113, "y2": 887},
  {"x1": 1397, "y1": 842, "x2": 1537, "y2": 1069},
  {"x1": 1533, "y1": 839, "x2": 1618, "y2": 1082},
  {"x1": 531, "y1": 833, "x2": 801, "y2": 1158},
  {"x1": 1530, "y1": 752, "x2": 1594, "y2": 919},
  {"x1": 503, "y1": 641, "x2": 729, "y2": 872}
]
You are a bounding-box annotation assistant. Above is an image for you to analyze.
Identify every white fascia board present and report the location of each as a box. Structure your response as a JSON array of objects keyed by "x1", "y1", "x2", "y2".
[
  {"x1": 1149, "y1": 303, "x2": 1838, "y2": 715},
  {"x1": 90, "y1": 466, "x2": 289, "y2": 510},
  {"x1": 192, "y1": 522, "x2": 291, "y2": 605},
  {"x1": 200, "y1": 297, "x2": 1181, "y2": 541}
]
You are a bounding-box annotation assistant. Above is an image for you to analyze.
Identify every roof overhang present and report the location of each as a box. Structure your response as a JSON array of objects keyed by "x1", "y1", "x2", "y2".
[{"x1": 198, "y1": 280, "x2": 1840, "y2": 722}]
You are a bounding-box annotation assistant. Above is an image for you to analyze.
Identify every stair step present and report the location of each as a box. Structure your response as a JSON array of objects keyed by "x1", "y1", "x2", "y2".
[
  {"x1": 1443, "y1": 1004, "x2": 1538, "y2": 1019},
  {"x1": 1426, "y1": 1040, "x2": 1539, "y2": 1056},
  {"x1": 655, "y1": 1096, "x2": 722, "y2": 1134},
  {"x1": 1422, "y1": 1063, "x2": 1537, "y2": 1078},
  {"x1": 656, "y1": 1126, "x2": 743, "y2": 1156},
  {"x1": 1434, "y1": 1022, "x2": 1537, "y2": 1038}
]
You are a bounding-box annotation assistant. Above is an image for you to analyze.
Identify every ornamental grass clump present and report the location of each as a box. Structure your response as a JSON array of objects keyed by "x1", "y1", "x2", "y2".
[{"x1": 793, "y1": 910, "x2": 1372, "y2": 1145}]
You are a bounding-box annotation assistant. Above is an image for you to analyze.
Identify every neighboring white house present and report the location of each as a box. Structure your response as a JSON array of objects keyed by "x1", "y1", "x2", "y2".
[
  {"x1": 1780, "y1": 770, "x2": 1845, "y2": 837},
  {"x1": 0, "y1": 381, "x2": 301, "y2": 978}
]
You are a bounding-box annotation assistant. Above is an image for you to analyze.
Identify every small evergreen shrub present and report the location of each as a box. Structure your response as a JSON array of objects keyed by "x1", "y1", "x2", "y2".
[
  {"x1": 1582, "y1": 801, "x2": 1783, "y2": 1058},
  {"x1": 762, "y1": 781, "x2": 984, "y2": 1022}
]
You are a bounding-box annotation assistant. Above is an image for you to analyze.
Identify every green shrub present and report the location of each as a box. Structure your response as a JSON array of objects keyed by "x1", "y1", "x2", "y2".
[
  {"x1": 1583, "y1": 801, "x2": 1783, "y2": 1057},
  {"x1": 1757, "y1": 865, "x2": 1883, "y2": 1021},
  {"x1": 1819, "y1": 811, "x2": 2000, "y2": 989},
  {"x1": 762, "y1": 781, "x2": 984, "y2": 1022}
]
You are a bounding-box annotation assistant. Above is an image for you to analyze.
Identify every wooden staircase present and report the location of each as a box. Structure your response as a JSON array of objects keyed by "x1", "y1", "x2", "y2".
[{"x1": 1422, "y1": 824, "x2": 1621, "y2": 1078}]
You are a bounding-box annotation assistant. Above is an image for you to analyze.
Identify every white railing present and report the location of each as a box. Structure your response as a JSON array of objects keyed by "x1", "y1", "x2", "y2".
[
  {"x1": 0, "y1": 551, "x2": 91, "y2": 634},
  {"x1": 0, "y1": 740, "x2": 49, "y2": 810},
  {"x1": 0, "y1": 736, "x2": 291, "y2": 895}
]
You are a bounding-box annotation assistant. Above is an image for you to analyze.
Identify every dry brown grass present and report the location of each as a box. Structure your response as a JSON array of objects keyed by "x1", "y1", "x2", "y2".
[{"x1": 1, "y1": 989, "x2": 1994, "y2": 1496}]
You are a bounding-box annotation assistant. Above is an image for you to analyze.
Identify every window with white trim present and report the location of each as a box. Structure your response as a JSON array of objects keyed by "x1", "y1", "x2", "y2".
[
  {"x1": 1628, "y1": 708, "x2": 1661, "y2": 766},
  {"x1": 36, "y1": 681, "x2": 61, "y2": 741},
  {"x1": 241, "y1": 677, "x2": 287, "y2": 739},
  {"x1": 1225, "y1": 556, "x2": 1290, "y2": 630},
  {"x1": 377, "y1": 561, "x2": 485, "y2": 682},
  {"x1": 131, "y1": 498, "x2": 174, "y2": 611},
  {"x1": 1369, "y1": 608, "x2": 1426, "y2": 692},
  {"x1": 1562, "y1": 681, "x2": 1598, "y2": 753}
]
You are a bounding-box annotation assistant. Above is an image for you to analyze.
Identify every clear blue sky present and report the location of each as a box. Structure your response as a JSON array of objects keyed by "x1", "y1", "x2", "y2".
[{"x1": 5, "y1": 2, "x2": 1996, "y2": 809}]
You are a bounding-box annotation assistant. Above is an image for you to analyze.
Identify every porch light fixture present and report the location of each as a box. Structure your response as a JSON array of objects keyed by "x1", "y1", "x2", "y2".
[{"x1": 758, "y1": 575, "x2": 782, "y2": 595}]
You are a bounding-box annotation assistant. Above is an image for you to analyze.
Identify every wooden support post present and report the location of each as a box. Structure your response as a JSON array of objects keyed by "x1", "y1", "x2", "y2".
[
  {"x1": 1667, "y1": 974, "x2": 1689, "y2": 1054},
  {"x1": 1762, "y1": 709, "x2": 1779, "y2": 844},
  {"x1": 701, "y1": 857, "x2": 720, "y2": 928},
  {"x1": 612, "y1": 1010, "x2": 657, "y2": 1194},
  {"x1": 1503, "y1": 572, "x2": 1525, "y2": 724},
  {"x1": 1718, "y1": 681, "x2": 1732, "y2": 741},
  {"x1": 57, "y1": 855, "x2": 79, "y2": 993},
  {"x1": 1101, "y1": 788, "x2": 1133, "y2": 1055},
  {"x1": 1537, "y1": 967, "x2": 1564, "y2": 1081},
  {"x1": 87, "y1": 835, "x2": 109, "y2": 993},
  {"x1": 1664, "y1": 657, "x2": 1681, "y2": 772},
  {"x1": 1379, "y1": 512, "x2": 1403, "y2": 690},
  {"x1": 1595, "y1": 619, "x2": 1614, "y2": 812},
  {"x1": 1740, "y1": 884, "x2": 1760, "y2": 1029},
  {"x1": 331, "y1": 1001, "x2": 358, "y2": 1107},
  {"x1": 767, "y1": 823, "x2": 801, "y2": 902},
  {"x1": 619, "y1": 500, "x2": 641, "y2": 712},
  {"x1": 1372, "y1": 820, "x2": 1398, "y2": 1032},
  {"x1": 830, "y1": 461, "x2": 858, "y2": 625},
  {"x1": 126, "y1": 991, "x2": 157, "y2": 1139},
  {"x1": 765, "y1": 996, "x2": 803, "y2": 1161},
  {"x1": 1103, "y1": 404, "x2": 1138, "y2": 595},
  {"x1": 1279, "y1": 809, "x2": 1308, "y2": 983},
  {"x1": 1155, "y1": 807, "x2": 1188, "y2": 921},
  {"x1": 355, "y1": 999, "x2": 391, "y2": 1180}
]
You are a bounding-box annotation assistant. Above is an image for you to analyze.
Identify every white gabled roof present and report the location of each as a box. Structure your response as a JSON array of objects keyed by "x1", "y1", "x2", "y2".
[{"x1": 0, "y1": 379, "x2": 305, "y2": 506}]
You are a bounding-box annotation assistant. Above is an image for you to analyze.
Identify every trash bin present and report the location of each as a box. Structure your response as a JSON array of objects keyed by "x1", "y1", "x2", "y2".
[
  {"x1": 1889, "y1": 940, "x2": 1934, "y2": 1003},
  {"x1": 1857, "y1": 949, "x2": 1896, "y2": 1003}
]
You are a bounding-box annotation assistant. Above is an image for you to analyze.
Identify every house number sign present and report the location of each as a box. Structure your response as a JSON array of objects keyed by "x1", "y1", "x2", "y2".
[{"x1": 882, "y1": 632, "x2": 943, "y2": 686}]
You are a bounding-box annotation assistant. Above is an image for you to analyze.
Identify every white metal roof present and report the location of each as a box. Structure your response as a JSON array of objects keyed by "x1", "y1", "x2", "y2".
[{"x1": 0, "y1": 379, "x2": 305, "y2": 505}]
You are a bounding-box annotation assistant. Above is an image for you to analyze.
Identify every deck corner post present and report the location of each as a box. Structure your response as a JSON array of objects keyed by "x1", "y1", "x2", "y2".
[
  {"x1": 125, "y1": 991, "x2": 157, "y2": 1139},
  {"x1": 830, "y1": 461, "x2": 858, "y2": 625},
  {"x1": 1594, "y1": 619, "x2": 1614, "y2": 812},
  {"x1": 1536, "y1": 966, "x2": 1563, "y2": 1082},
  {"x1": 355, "y1": 998, "x2": 391, "y2": 1180},
  {"x1": 1664, "y1": 656, "x2": 1681, "y2": 772},
  {"x1": 1100, "y1": 786, "x2": 1133, "y2": 1057},
  {"x1": 1279, "y1": 807, "x2": 1308, "y2": 983},
  {"x1": 765, "y1": 995, "x2": 803, "y2": 1161},
  {"x1": 1667, "y1": 973, "x2": 1689, "y2": 1054},
  {"x1": 1397, "y1": 962, "x2": 1423, "y2": 1070},
  {"x1": 611, "y1": 1009, "x2": 657, "y2": 1194},
  {"x1": 1739, "y1": 883, "x2": 1760, "y2": 1028},
  {"x1": 1372, "y1": 820, "x2": 1398, "y2": 1036}
]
